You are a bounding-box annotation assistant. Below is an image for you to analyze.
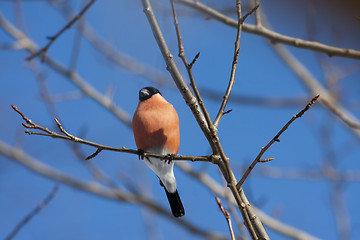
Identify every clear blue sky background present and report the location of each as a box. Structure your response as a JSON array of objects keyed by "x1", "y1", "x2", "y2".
[{"x1": 1, "y1": 0, "x2": 359, "y2": 239}]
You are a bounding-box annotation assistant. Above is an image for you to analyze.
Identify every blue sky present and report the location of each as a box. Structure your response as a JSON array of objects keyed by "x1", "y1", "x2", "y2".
[{"x1": 1, "y1": 0, "x2": 360, "y2": 239}]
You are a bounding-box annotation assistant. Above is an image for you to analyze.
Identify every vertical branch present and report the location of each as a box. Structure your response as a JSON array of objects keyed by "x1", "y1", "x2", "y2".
[
  {"x1": 215, "y1": 197, "x2": 236, "y2": 240},
  {"x1": 330, "y1": 181, "x2": 351, "y2": 240},
  {"x1": 140, "y1": 1, "x2": 269, "y2": 239},
  {"x1": 213, "y1": 0, "x2": 242, "y2": 128},
  {"x1": 170, "y1": 0, "x2": 214, "y2": 134},
  {"x1": 254, "y1": 0, "x2": 262, "y2": 25},
  {"x1": 141, "y1": 0, "x2": 217, "y2": 153}
]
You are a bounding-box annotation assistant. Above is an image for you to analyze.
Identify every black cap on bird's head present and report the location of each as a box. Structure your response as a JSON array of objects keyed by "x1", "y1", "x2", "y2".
[{"x1": 139, "y1": 87, "x2": 161, "y2": 101}]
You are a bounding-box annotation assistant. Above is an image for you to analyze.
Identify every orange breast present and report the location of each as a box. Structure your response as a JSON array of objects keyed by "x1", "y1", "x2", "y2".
[{"x1": 132, "y1": 94, "x2": 180, "y2": 154}]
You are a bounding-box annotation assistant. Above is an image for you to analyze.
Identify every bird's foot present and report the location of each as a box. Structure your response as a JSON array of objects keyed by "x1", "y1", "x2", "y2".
[
  {"x1": 137, "y1": 149, "x2": 144, "y2": 160},
  {"x1": 164, "y1": 154, "x2": 175, "y2": 164}
]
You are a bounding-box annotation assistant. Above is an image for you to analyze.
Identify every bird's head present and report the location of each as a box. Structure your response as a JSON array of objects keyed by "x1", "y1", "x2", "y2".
[{"x1": 139, "y1": 87, "x2": 161, "y2": 101}]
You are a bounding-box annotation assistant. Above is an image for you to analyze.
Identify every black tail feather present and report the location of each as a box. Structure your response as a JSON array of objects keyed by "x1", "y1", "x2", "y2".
[{"x1": 164, "y1": 188, "x2": 185, "y2": 217}]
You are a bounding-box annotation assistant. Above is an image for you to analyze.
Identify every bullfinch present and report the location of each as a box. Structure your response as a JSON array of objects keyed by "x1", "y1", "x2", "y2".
[{"x1": 132, "y1": 87, "x2": 185, "y2": 217}]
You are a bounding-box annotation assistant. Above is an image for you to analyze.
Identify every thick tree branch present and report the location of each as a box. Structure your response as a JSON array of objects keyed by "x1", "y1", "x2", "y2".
[
  {"x1": 175, "y1": 0, "x2": 360, "y2": 60},
  {"x1": 256, "y1": 166, "x2": 360, "y2": 182},
  {"x1": 140, "y1": 1, "x2": 269, "y2": 238},
  {"x1": 176, "y1": 162, "x2": 321, "y2": 240},
  {"x1": 0, "y1": 140, "x2": 227, "y2": 240},
  {"x1": 140, "y1": 0, "x2": 218, "y2": 154},
  {"x1": 271, "y1": 44, "x2": 360, "y2": 138}
]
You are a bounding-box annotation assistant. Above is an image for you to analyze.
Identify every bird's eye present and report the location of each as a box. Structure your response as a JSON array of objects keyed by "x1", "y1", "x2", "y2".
[{"x1": 141, "y1": 89, "x2": 149, "y2": 96}]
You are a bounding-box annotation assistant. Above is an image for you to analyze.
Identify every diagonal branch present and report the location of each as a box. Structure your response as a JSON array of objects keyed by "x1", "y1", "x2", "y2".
[
  {"x1": 0, "y1": 13, "x2": 132, "y2": 127},
  {"x1": 26, "y1": 0, "x2": 96, "y2": 61},
  {"x1": 271, "y1": 44, "x2": 360, "y2": 138},
  {"x1": 236, "y1": 95, "x2": 320, "y2": 189},
  {"x1": 5, "y1": 185, "x2": 59, "y2": 240},
  {"x1": 51, "y1": 0, "x2": 171, "y2": 86}
]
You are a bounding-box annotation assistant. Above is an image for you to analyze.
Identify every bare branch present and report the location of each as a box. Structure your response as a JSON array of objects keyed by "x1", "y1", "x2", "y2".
[
  {"x1": 85, "y1": 148, "x2": 102, "y2": 160},
  {"x1": 215, "y1": 196, "x2": 235, "y2": 240},
  {"x1": 259, "y1": 158, "x2": 274, "y2": 163},
  {"x1": 176, "y1": 162, "x2": 321, "y2": 240},
  {"x1": 140, "y1": 0, "x2": 217, "y2": 155},
  {"x1": 0, "y1": 14, "x2": 132, "y2": 127},
  {"x1": 256, "y1": 166, "x2": 360, "y2": 182},
  {"x1": 200, "y1": 87, "x2": 310, "y2": 108},
  {"x1": 5, "y1": 185, "x2": 59, "y2": 240},
  {"x1": 0, "y1": 140, "x2": 227, "y2": 240},
  {"x1": 26, "y1": 0, "x2": 96, "y2": 61},
  {"x1": 51, "y1": 0, "x2": 171, "y2": 86},
  {"x1": 140, "y1": 1, "x2": 269, "y2": 238},
  {"x1": 213, "y1": 0, "x2": 243, "y2": 128},
  {"x1": 189, "y1": 52, "x2": 200, "y2": 69},
  {"x1": 240, "y1": 3, "x2": 259, "y2": 24},
  {"x1": 175, "y1": 0, "x2": 360, "y2": 60},
  {"x1": 11, "y1": 105, "x2": 214, "y2": 163},
  {"x1": 236, "y1": 95, "x2": 320, "y2": 189},
  {"x1": 271, "y1": 43, "x2": 360, "y2": 138},
  {"x1": 170, "y1": 0, "x2": 214, "y2": 139}
]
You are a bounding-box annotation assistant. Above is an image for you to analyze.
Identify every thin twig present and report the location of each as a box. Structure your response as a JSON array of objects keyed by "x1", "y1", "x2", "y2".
[
  {"x1": 215, "y1": 196, "x2": 236, "y2": 240},
  {"x1": 175, "y1": 0, "x2": 360, "y2": 60},
  {"x1": 0, "y1": 14, "x2": 132, "y2": 127},
  {"x1": 51, "y1": 0, "x2": 171, "y2": 86},
  {"x1": 5, "y1": 185, "x2": 59, "y2": 240},
  {"x1": 85, "y1": 148, "x2": 103, "y2": 160},
  {"x1": 26, "y1": 0, "x2": 96, "y2": 61},
  {"x1": 213, "y1": 0, "x2": 245, "y2": 128},
  {"x1": 240, "y1": 4, "x2": 259, "y2": 24},
  {"x1": 189, "y1": 52, "x2": 200, "y2": 69},
  {"x1": 11, "y1": 104, "x2": 215, "y2": 163},
  {"x1": 170, "y1": 0, "x2": 214, "y2": 136},
  {"x1": 236, "y1": 95, "x2": 320, "y2": 189},
  {"x1": 271, "y1": 43, "x2": 360, "y2": 137}
]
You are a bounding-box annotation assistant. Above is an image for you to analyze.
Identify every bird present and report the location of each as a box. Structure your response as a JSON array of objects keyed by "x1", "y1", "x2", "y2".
[{"x1": 132, "y1": 87, "x2": 185, "y2": 217}]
